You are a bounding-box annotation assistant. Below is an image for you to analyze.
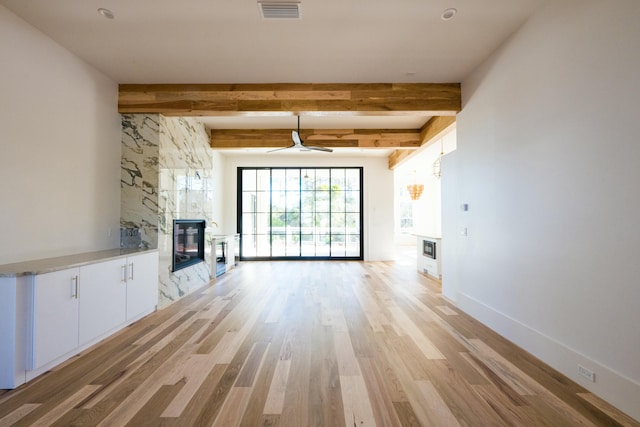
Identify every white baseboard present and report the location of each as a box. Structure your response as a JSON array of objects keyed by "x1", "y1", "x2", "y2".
[{"x1": 456, "y1": 291, "x2": 640, "y2": 422}]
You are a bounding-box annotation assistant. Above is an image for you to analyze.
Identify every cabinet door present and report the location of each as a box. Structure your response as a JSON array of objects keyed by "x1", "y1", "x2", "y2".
[
  {"x1": 78, "y1": 259, "x2": 127, "y2": 346},
  {"x1": 126, "y1": 252, "x2": 158, "y2": 321},
  {"x1": 31, "y1": 268, "x2": 80, "y2": 370}
]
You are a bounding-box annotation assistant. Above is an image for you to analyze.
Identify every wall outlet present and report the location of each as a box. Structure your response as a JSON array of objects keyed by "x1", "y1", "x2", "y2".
[{"x1": 578, "y1": 364, "x2": 596, "y2": 382}]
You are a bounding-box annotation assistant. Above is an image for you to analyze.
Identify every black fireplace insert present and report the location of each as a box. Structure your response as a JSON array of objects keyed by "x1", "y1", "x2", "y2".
[{"x1": 172, "y1": 219, "x2": 206, "y2": 271}]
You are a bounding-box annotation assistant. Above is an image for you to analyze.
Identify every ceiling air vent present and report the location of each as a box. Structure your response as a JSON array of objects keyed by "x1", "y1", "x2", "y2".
[{"x1": 259, "y1": 2, "x2": 301, "y2": 19}]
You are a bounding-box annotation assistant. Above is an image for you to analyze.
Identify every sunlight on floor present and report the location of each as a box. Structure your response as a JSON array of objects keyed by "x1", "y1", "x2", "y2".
[{"x1": 393, "y1": 243, "x2": 417, "y2": 267}]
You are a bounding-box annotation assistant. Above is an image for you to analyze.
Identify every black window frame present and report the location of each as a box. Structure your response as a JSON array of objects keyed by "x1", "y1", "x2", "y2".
[{"x1": 237, "y1": 167, "x2": 364, "y2": 261}]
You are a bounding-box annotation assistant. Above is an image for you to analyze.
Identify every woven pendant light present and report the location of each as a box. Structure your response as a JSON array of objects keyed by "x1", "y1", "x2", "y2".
[
  {"x1": 407, "y1": 183, "x2": 424, "y2": 200},
  {"x1": 407, "y1": 170, "x2": 424, "y2": 200}
]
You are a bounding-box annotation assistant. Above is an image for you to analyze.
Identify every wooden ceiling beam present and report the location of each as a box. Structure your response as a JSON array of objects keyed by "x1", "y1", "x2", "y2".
[
  {"x1": 388, "y1": 150, "x2": 414, "y2": 169},
  {"x1": 418, "y1": 115, "x2": 456, "y2": 146},
  {"x1": 118, "y1": 83, "x2": 461, "y2": 115},
  {"x1": 388, "y1": 116, "x2": 456, "y2": 169},
  {"x1": 210, "y1": 128, "x2": 422, "y2": 149}
]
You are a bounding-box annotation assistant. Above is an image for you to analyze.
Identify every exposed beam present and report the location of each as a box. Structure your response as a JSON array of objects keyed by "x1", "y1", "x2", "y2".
[
  {"x1": 210, "y1": 128, "x2": 422, "y2": 149},
  {"x1": 388, "y1": 150, "x2": 415, "y2": 169},
  {"x1": 388, "y1": 116, "x2": 456, "y2": 169},
  {"x1": 118, "y1": 83, "x2": 461, "y2": 116},
  {"x1": 418, "y1": 116, "x2": 456, "y2": 146}
]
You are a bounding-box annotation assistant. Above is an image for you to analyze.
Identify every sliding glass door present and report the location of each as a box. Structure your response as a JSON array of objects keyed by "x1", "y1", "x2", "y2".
[{"x1": 238, "y1": 167, "x2": 363, "y2": 260}]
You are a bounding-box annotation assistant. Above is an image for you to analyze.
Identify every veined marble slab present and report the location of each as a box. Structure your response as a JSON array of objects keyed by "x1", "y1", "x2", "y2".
[
  {"x1": 121, "y1": 114, "x2": 160, "y2": 249},
  {"x1": 157, "y1": 117, "x2": 217, "y2": 306},
  {"x1": 121, "y1": 115, "x2": 218, "y2": 307}
]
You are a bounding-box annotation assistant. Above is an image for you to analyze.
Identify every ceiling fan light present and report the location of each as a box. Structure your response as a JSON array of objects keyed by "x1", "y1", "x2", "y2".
[{"x1": 268, "y1": 116, "x2": 333, "y2": 153}]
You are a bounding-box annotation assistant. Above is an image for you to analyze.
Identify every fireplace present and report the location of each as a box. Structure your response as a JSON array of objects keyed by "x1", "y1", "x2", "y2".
[{"x1": 172, "y1": 219, "x2": 206, "y2": 272}]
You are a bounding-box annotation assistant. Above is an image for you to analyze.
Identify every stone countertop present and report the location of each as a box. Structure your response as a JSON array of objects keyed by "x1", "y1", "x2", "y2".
[
  {"x1": 0, "y1": 248, "x2": 158, "y2": 277},
  {"x1": 414, "y1": 234, "x2": 442, "y2": 240}
]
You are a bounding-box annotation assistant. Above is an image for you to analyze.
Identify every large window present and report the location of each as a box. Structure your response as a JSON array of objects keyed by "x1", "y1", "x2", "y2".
[{"x1": 238, "y1": 167, "x2": 363, "y2": 260}]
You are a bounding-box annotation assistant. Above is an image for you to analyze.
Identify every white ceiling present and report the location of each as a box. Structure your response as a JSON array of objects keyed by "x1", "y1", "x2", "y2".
[
  {"x1": 1, "y1": 0, "x2": 545, "y2": 154},
  {"x1": 0, "y1": 0, "x2": 545, "y2": 84}
]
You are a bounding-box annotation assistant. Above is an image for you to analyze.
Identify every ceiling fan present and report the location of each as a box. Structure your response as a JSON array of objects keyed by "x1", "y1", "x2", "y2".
[{"x1": 269, "y1": 116, "x2": 333, "y2": 153}]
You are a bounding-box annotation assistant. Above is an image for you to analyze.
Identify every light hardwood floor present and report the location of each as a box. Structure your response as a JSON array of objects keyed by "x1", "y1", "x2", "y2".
[{"x1": 0, "y1": 261, "x2": 637, "y2": 426}]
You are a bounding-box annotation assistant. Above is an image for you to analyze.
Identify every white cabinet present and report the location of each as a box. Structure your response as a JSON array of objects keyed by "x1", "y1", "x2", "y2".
[
  {"x1": 78, "y1": 259, "x2": 127, "y2": 346},
  {"x1": 30, "y1": 267, "x2": 80, "y2": 370},
  {"x1": 416, "y1": 236, "x2": 442, "y2": 279},
  {"x1": 1, "y1": 250, "x2": 158, "y2": 387},
  {"x1": 29, "y1": 252, "x2": 158, "y2": 372},
  {"x1": 125, "y1": 251, "x2": 158, "y2": 321},
  {"x1": 0, "y1": 276, "x2": 28, "y2": 388}
]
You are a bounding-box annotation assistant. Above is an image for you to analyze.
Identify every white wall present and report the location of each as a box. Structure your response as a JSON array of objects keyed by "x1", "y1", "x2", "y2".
[
  {"x1": 221, "y1": 153, "x2": 394, "y2": 261},
  {"x1": 446, "y1": 0, "x2": 640, "y2": 420},
  {"x1": 0, "y1": 6, "x2": 121, "y2": 264},
  {"x1": 440, "y1": 150, "x2": 459, "y2": 302}
]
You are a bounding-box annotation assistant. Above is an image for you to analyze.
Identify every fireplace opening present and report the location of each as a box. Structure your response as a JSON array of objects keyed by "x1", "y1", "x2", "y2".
[{"x1": 172, "y1": 219, "x2": 206, "y2": 272}]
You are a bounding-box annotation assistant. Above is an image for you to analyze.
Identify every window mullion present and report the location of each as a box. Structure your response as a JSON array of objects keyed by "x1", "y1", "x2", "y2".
[
  {"x1": 298, "y1": 168, "x2": 302, "y2": 257},
  {"x1": 328, "y1": 168, "x2": 332, "y2": 258},
  {"x1": 269, "y1": 168, "x2": 273, "y2": 258}
]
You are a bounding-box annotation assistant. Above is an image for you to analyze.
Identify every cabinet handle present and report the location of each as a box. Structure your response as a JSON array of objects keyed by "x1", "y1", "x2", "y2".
[
  {"x1": 129, "y1": 263, "x2": 134, "y2": 280},
  {"x1": 121, "y1": 264, "x2": 127, "y2": 282},
  {"x1": 71, "y1": 275, "x2": 79, "y2": 299}
]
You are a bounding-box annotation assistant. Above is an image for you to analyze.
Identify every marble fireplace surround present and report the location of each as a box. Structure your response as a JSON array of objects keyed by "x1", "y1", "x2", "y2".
[{"x1": 121, "y1": 114, "x2": 217, "y2": 308}]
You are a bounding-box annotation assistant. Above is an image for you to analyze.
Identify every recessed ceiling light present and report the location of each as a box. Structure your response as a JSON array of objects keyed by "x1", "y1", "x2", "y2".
[
  {"x1": 98, "y1": 8, "x2": 115, "y2": 19},
  {"x1": 441, "y1": 8, "x2": 457, "y2": 21}
]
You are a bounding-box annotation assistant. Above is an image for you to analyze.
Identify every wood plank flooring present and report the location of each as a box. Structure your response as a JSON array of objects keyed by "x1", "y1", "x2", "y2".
[{"x1": 1, "y1": 261, "x2": 638, "y2": 426}]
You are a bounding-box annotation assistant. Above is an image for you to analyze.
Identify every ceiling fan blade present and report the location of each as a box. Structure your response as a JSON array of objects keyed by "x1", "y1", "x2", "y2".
[
  {"x1": 268, "y1": 144, "x2": 295, "y2": 153},
  {"x1": 305, "y1": 145, "x2": 333, "y2": 153},
  {"x1": 292, "y1": 130, "x2": 303, "y2": 146}
]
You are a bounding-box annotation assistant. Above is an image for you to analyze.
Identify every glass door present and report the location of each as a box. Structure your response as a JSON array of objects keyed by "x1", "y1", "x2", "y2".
[{"x1": 238, "y1": 167, "x2": 363, "y2": 260}]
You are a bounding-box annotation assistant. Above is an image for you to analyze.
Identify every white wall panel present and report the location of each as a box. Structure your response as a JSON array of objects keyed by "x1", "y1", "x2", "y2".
[
  {"x1": 0, "y1": 6, "x2": 121, "y2": 264},
  {"x1": 451, "y1": 0, "x2": 640, "y2": 419}
]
